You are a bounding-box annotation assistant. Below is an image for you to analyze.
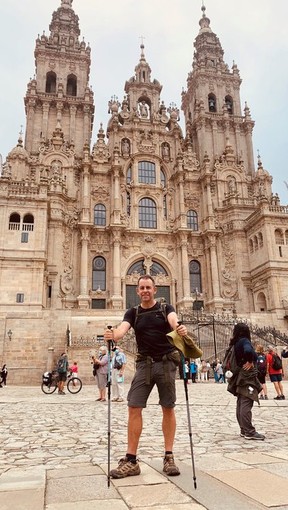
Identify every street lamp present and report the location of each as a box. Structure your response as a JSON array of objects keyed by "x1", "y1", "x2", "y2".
[{"x1": 7, "y1": 329, "x2": 12, "y2": 341}]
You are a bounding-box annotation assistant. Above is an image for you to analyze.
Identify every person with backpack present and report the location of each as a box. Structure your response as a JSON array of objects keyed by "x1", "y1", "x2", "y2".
[
  {"x1": 111, "y1": 346, "x2": 127, "y2": 402},
  {"x1": 104, "y1": 274, "x2": 187, "y2": 479},
  {"x1": 266, "y1": 345, "x2": 285, "y2": 400},
  {"x1": 255, "y1": 344, "x2": 268, "y2": 400},
  {"x1": 56, "y1": 352, "x2": 69, "y2": 395},
  {"x1": 226, "y1": 323, "x2": 264, "y2": 440}
]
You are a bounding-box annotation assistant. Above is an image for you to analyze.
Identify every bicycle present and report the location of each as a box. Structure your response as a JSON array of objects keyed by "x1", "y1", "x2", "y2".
[{"x1": 41, "y1": 370, "x2": 82, "y2": 394}]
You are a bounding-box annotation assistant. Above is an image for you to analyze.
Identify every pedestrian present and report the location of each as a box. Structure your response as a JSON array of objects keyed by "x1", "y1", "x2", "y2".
[
  {"x1": 215, "y1": 359, "x2": 224, "y2": 383},
  {"x1": 56, "y1": 353, "x2": 69, "y2": 395},
  {"x1": 255, "y1": 344, "x2": 268, "y2": 400},
  {"x1": 200, "y1": 359, "x2": 208, "y2": 382},
  {"x1": 189, "y1": 359, "x2": 197, "y2": 383},
  {"x1": 94, "y1": 345, "x2": 109, "y2": 401},
  {"x1": 0, "y1": 364, "x2": 8, "y2": 387},
  {"x1": 112, "y1": 346, "x2": 126, "y2": 402},
  {"x1": 227, "y1": 323, "x2": 264, "y2": 440},
  {"x1": 104, "y1": 274, "x2": 188, "y2": 479},
  {"x1": 266, "y1": 345, "x2": 285, "y2": 400},
  {"x1": 69, "y1": 361, "x2": 78, "y2": 386}
]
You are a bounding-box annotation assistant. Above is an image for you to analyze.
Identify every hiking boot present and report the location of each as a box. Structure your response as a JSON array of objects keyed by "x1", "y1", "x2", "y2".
[
  {"x1": 274, "y1": 396, "x2": 282, "y2": 400},
  {"x1": 110, "y1": 457, "x2": 140, "y2": 479},
  {"x1": 281, "y1": 395, "x2": 286, "y2": 400},
  {"x1": 264, "y1": 395, "x2": 268, "y2": 400},
  {"x1": 163, "y1": 454, "x2": 180, "y2": 476},
  {"x1": 244, "y1": 432, "x2": 265, "y2": 440},
  {"x1": 259, "y1": 395, "x2": 264, "y2": 400}
]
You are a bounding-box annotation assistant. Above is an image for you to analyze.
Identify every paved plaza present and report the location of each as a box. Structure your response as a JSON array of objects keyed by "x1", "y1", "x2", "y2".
[{"x1": 1, "y1": 380, "x2": 288, "y2": 509}]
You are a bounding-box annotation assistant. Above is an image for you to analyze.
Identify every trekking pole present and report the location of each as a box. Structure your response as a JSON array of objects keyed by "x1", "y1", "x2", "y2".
[
  {"x1": 178, "y1": 322, "x2": 197, "y2": 489},
  {"x1": 107, "y1": 325, "x2": 113, "y2": 488}
]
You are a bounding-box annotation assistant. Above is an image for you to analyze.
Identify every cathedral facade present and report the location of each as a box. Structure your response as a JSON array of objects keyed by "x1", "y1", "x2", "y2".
[{"x1": 0, "y1": 0, "x2": 287, "y2": 382}]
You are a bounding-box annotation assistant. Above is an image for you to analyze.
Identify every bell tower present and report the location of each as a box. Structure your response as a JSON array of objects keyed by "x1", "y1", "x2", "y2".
[
  {"x1": 181, "y1": 4, "x2": 255, "y2": 175},
  {"x1": 24, "y1": 0, "x2": 94, "y2": 156}
]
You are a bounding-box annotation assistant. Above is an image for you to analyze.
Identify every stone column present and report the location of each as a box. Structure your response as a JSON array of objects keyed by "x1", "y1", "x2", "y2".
[
  {"x1": 209, "y1": 235, "x2": 220, "y2": 300},
  {"x1": 42, "y1": 102, "x2": 50, "y2": 140},
  {"x1": 77, "y1": 227, "x2": 90, "y2": 308},
  {"x1": 110, "y1": 230, "x2": 123, "y2": 309}
]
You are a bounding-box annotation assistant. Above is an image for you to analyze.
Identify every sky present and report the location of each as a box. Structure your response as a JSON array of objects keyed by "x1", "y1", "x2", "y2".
[{"x1": 0, "y1": 0, "x2": 287, "y2": 204}]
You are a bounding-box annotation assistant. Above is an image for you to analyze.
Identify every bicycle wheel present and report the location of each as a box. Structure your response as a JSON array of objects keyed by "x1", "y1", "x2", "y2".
[
  {"x1": 41, "y1": 380, "x2": 57, "y2": 394},
  {"x1": 67, "y1": 377, "x2": 82, "y2": 394}
]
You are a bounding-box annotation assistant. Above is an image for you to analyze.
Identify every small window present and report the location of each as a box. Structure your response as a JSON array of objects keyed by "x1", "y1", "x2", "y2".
[
  {"x1": 23, "y1": 214, "x2": 34, "y2": 231},
  {"x1": 94, "y1": 204, "x2": 106, "y2": 226},
  {"x1": 127, "y1": 192, "x2": 131, "y2": 216},
  {"x1": 187, "y1": 210, "x2": 198, "y2": 231},
  {"x1": 45, "y1": 71, "x2": 56, "y2": 93},
  {"x1": 225, "y1": 95, "x2": 233, "y2": 114},
  {"x1": 9, "y1": 213, "x2": 20, "y2": 230},
  {"x1": 127, "y1": 167, "x2": 132, "y2": 184},
  {"x1": 92, "y1": 256, "x2": 106, "y2": 291},
  {"x1": 21, "y1": 232, "x2": 29, "y2": 243},
  {"x1": 66, "y1": 74, "x2": 77, "y2": 96},
  {"x1": 275, "y1": 229, "x2": 284, "y2": 245},
  {"x1": 160, "y1": 169, "x2": 166, "y2": 187},
  {"x1": 16, "y1": 293, "x2": 24, "y2": 303},
  {"x1": 139, "y1": 198, "x2": 157, "y2": 228},
  {"x1": 190, "y1": 260, "x2": 202, "y2": 294},
  {"x1": 91, "y1": 299, "x2": 106, "y2": 309},
  {"x1": 138, "y1": 161, "x2": 156, "y2": 184},
  {"x1": 208, "y1": 93, "x2": 216, "y2": 112}
]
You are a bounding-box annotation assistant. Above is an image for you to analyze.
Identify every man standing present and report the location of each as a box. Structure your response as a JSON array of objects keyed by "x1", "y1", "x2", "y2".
[
  {"x1": 227, "y1": 324, "x2": 264, "y2": 440},
  {"x1": 57, "y1": 352, "x2": 69, "y2": 395},
  {"x1": 267, "y1": 345, "x2": 285, "y2": 400},
  {"x1": 104, "y1": 274, "x2": 187, "y2": 479},
  {"x1": 112, "y1": 346, "x2": 126, "y2": 402}
]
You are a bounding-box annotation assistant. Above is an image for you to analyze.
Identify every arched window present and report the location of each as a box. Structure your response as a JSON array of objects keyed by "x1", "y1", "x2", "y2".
[
  {"x1": 126, "y1": 166, "x2": 132, "y2": 184},
  {"x1": 127, "y1": 259, "x2": 168, "y2": 276},
  {"x1": 275, "y1": 229, "x2": 284, "y2": 245},
  {"x1": 150, "y1": 261, "x2": 168, "y2": 276},
  {"x1": 138, "y1": 161, "x2": 156, "y2": 184},
  {"x1": 66, "y1": 74, "x2": 77, "y2": 96},
  {"x1": 249, "y1": 239, "x2": 254, "y2": 253},
  {"x1": 208, "y1": 93, "x2": 216, "y2": 112},
  {"x1": 45, "y1": 72, "x2": 56, "y2": 93},
  {"x1": 225, "y1": 95, "x2": 233, "y2": 114},
  {"x1": 23, "y1": 214, "x2": 34, "y2": 232},
  {"x1": 160, "y1": 168, "x2": 166, "y2": 187},
  {"x1": 9, "y1": 213, "x2": 21, "y2": 231},
  {"x1": 189, "y1": 260, "x2": 202, "y2": 293},
  {"x1": 254, "y1": 235, "x2": 259, "y2": 251},
  {"x1": 187, "y1": 210, "x2": 198, "y2": 231},
  {"x1": 127, "y1": 259, "x2": 146, "y2": 275},
  {"x1": 256, "y1": 292, "x2": 267, "y2": 312},
  {"x1": 94, "y1": 204, "x2": 106, "y2": 226},
  {"x1": 92, "y1": 256, "x2": 106, "y2": 291},
  {"x1": 139, "y1": 198, "x2": 157, "y2": 228}
]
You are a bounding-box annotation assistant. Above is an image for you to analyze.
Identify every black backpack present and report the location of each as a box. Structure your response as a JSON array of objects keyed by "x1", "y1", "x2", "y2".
[
  {"x1": 272, "y1": 353, "x2": 282, "y2": 370},
  {"x1": 223, "y1": 345, "x2": 239, "y2": 376}
]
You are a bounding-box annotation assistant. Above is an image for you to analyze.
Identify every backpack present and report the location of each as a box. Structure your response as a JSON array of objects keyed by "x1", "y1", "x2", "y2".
[
  {"x1": 222, "y1": 345, "x2": 239, "y2": 376},
  {"x1": 114, "y1": 354, "x2": 123, "y2": 370},
  {"x1": 257, "y1": 354, "x2": 267, "y2": 374},
  {"x1": 57, "y1": 357, "x2": 67, "y2": 373},
  {"x1": 272, "y1": 353, "x2": 282, "y2": 370}
]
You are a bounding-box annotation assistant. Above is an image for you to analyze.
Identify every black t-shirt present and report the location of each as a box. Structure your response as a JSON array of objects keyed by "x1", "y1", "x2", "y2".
[{"x1": 124, "y1": 302, "x2": 175, "y2": 357}]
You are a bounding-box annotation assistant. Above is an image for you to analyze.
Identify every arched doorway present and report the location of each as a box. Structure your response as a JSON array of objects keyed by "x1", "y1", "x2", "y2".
[{"x1": 125, "y1": 259, "x2": 171, "y2": 308}]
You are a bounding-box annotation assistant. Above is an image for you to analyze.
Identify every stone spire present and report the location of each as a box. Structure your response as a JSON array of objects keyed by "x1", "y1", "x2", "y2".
[{"x1": 134, "y1": 42, "x2": 152, "y2": 83}]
